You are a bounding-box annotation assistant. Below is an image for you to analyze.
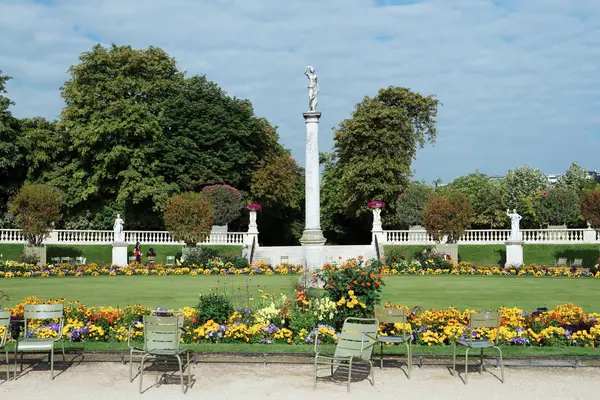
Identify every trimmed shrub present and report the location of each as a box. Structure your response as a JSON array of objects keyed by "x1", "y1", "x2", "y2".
[
  {"x1": 581, "y1": 189, "x2": 600, "y2": 230},
  {"x1": 535, "y1": 188, "x2": 580, "y2": 226},
  {"x1": 422, "y1": 191, "x2": 473, "y2": 243},
  {"x1": 201, "y1": 184, "x2": 242, "y2": 226},
  {"x1": 163, "y1": 192, "x2": 213, "y2": 247}
]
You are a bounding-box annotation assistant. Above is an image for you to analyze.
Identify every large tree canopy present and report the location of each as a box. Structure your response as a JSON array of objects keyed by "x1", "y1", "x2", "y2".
[
  {"x1": 447, "y1": 172, "x2": 506, "y2": 228},
  {"x1": 322, "y1": 86, "x2": 440, "y2": 243}
]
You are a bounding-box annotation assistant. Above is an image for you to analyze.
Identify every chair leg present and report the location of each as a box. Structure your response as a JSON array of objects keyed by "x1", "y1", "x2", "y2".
[
  {"x1": 61, "y1": 342, "x2": 66, "y2": 367},
  {"x1": 129, "y1": 349, "x2": 134, "y2": 382},
  {"x1": 380, "y1": 342, "x2": 383, "y2": 369},
  {"x1": 313, "y1": 356, "x2": 318, "y2": 390},
  {"x1": 406, "y1": 342, "x2": 412, "y2": 379},
  {"x1": 370, "y1": 360, "x2": 375, "y2": 386},
  {"x1": 480, "y1": 348, "x2": 484, "y2": 374},
  {"x1": 4, "y1": 348, "x2": 8, "y2": 381},
  {"x1": 50, "y1": 347, "x2": 54, "y2": 380},
  {"x1": 494, "y1": 346, "x2": 504, "y2": 383},
  {"x1": 176, "y1": 354, "x2": 184, "y2": 394},
  {"x1": 451, "y1": 342, "x2": 456, "y2": 376},
  {"x1": 187, "y1": 351, "x2": 191, "y2": 390},
  {"x1": 346, "y1": 358, "x2": 353, "y2": 393},
  {"x1": 139, "y1": 354, "x2": 148, "y2": 394},
  {"x1": 464, "y1": 348, "x2": 470, "y2": 385}
]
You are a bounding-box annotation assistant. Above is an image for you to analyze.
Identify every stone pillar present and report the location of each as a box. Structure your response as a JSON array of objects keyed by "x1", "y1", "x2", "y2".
[
  {"x1": 245, "y1": 209, "x2": 259, "y2": 248},
  {"x1": 584, "y1": 224, "x2": 596, "y2": 243},
  {"x1": 505, "y1": 240, "x2": 524, "y2": 268},
  {"x1": 112, "y1": 242, "x2": 128, "y2": 267},
  {"x1": 301, "y1": 111, "x2": 326, "y2": 270}
]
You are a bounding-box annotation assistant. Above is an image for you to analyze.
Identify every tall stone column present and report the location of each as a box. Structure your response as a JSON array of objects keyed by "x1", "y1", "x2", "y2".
[{"x1": 301, "y1": 111, "x2": 326, "y2": 270}]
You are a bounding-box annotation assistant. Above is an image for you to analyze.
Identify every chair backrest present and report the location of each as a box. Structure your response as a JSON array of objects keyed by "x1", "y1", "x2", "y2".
[
  {"x1": 75, "y1": 256, "x2": 84, "y2": 264},
  {"x1": 147, "y1": 256, "x2": 156, "y2": 263},
  {"x1": 468, "y1": 311, "x2": 500, "y2": 345},
  {"x1": 572, "y1": 258, "x2": 583, "y2": 267},
  {"x1": 166, "y1": 256, "x2": 175, "y2": 265},
  {"x1": 50, "y1": 257, "x2": 60, "y2": 264},
  {"x1": 128, "y1": 256, "x2": 136, "y2": 263},
  {"x1": 23, "y1": 303, "x2": 65, "y2": 339},
  {"x1": 0, "y1": 310, "x2": 11, "y2": 347},
  {"x1": 143, "y1": 315, "x2": 181, "y2": 353},
  {"x1": 374, "y1": 306, "x2": 409, "y2": 340},
  {"x1": 556, "y1": 257, "x2": 568, "y2": 266},
  {"x1": 334, "y1": 317, "x2": 379, "y2": 360}
]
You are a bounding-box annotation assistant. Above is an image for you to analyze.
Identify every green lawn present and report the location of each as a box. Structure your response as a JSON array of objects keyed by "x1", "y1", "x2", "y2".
[{"x1": 3, "y1": 275, "x2": 600, "y2": 312}]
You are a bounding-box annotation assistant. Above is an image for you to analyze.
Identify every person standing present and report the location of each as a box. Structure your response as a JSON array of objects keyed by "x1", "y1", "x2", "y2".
[{"x1": 134, "y1": 242, "x2": 142, "y2": 264}]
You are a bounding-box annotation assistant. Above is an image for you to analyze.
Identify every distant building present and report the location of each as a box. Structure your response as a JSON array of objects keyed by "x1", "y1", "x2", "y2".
[
  {"x1": 588, "y1": 171, "x2": 600, "y2": 183},
  {"x1": 545, "y1": 174, "x2": 560, "y2": 184}
]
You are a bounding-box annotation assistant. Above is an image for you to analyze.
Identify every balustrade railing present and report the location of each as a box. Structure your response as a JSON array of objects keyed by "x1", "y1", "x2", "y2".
[
  {"x1": 0, "y1": 229, "x2": 245, "y2": 245},
  {"x1": 383, "y1": 228, "x2": 597, "y2": 244}
]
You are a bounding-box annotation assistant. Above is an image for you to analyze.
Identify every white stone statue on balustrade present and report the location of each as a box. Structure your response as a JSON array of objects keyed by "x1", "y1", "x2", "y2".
[
  {"x1": 113, "y1": 214, "x2": 124, "y2": 243},
  {"x1": 506, "y1": 208, "x2": 522, "y2": 241},
  {"x1": 372, "y1": 208, "x2": 382, "y2": 232}
]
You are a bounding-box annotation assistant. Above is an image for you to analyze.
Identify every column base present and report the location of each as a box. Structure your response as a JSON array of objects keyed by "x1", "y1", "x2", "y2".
[
  {"x1": 301, "y1": 229, "x2": 326, "y2": 272},
  {"x1": 112, "y1": 242, "x2": 128, "y2": 267},
  {"x1": 505, "y1": 240, "x2": 524, "y2": 267}
]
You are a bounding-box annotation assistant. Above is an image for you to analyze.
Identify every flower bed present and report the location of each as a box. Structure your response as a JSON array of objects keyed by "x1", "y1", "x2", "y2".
[
  {"x1": 1, "y1": 297, "x2": 599, "y2": 348},
  {"x1": 0, "y1": 260, "x2": 302, "y2": 278},
  {"x1": 1, "y1": 257, "x2": 600, "y2": 279}
]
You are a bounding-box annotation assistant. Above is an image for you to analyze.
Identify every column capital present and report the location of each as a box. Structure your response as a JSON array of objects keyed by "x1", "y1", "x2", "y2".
[{"x1": 303, "y1": 111, "x2": 322, "y2": 121}]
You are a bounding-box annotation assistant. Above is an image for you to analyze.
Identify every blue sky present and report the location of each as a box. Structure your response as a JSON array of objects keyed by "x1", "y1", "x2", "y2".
[{"x1": 1, "y1": 0, "x2": 599, "y2": 183}]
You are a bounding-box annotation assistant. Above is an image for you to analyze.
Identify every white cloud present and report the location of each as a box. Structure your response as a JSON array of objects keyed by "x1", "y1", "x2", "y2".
[{"x1": 1, "y1": 0, "x2": 599, "y2": 182}]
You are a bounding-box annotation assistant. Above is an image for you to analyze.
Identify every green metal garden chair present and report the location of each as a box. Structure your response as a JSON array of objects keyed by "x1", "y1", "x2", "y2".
[
  {"x1": 128, "y1": 311, "x2": 184, "y2": 382},
  {"x1": 138, "y1": 315, "x2": 191, "y2": 394},
  {"x1": 313, "y1": 317, "x2": 379, "y2": 393},
  {"x1": 15, "y1": 303, "x2": 65, "y2": 380},
  {"x1": 452, "y1": 311, "x2": 504, "y2": 384},
  {"x1": 1, "y1": 310, "x2": 12, "y2": 381},
  {"x1": 374, "y1": 306, "x2": 412, "y2": 378}
]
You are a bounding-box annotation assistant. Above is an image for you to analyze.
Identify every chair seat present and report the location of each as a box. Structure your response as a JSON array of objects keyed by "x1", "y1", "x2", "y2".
[
  {"x1": 146, "y1": 349, "x2": 187, "y2": 357},
  {"x1": 17, "y1": 338, "x2": 56, "y2": 351},
  {"x1": 378, "y1": 335, "x2": 408, "y2": 344},
  {"x1": 456, "y1": 339, "x2": 495, "y2": 349}
]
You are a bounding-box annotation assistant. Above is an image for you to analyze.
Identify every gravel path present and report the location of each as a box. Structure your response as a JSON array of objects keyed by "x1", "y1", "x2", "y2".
[{"x1": 1, "y1": 360, "x2": 597, "y2": 399}]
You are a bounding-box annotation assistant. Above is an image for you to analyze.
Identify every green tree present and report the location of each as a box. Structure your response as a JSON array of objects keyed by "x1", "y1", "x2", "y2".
[
  {"x1": 502, "y1": 166, "x2": 549, "y2": 227},
  {"x1": 158, "y1": 75, "x2": 283, "y2": 193},
  {"x1": 535, "y1": 188, "x2": 580, "y2": 226},
  {"x1": 0, "y1": 71, "x2": 25, "y2": 226},
  {"x1": 163, "y1": 192, "x2": 213, "y2": 246},
  {"x1": 18, "y1": 117, "x2": 63, "y2": 183},
  {"x1": 557, "y1": 163, "x2": 597, "y2": 195},
  {"x1": 422, "y1": 191, "x2": 473, "y2": 243},
  {"x1": 9, "y1": 184, "x2": 64, "y2": 245},
  {"x1": 322, "y1": 87, "x2": 440, "y2": 242},
  {"x1": 394, "y1": 182, "x2": 434, "y2": 228},
  {"x1": 448, "y1": 172, "x2": 506, "y2": 228},
  {"x1": 250, "y1": 154, "x2": 305, "y2": 245},
  {"x1": 55, "y1": 44, "x2": 184, "y2": 228}
]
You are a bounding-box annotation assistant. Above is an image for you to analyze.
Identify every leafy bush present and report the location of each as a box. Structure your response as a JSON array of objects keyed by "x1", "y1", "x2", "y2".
[
  {"x1": 581, "y1": 189, "x2": 600, "y2": 230},
  {"x1": 422, "y1": 191, "x2": 473, "y2": 243},
  {"x1": 163, "y1": 192, "x2": 213, "y2": 247},
  {"x1": 197, "y1": 293, "x2": 234, "y2": 324},
  {"x1": 201, "y1": 184, "x2": 242, "y2": 226},
  {"x1": 289, "y1": 309, "x2": 318, "y2": 333},
  {"x1": 317, "y1": 258, "x2": 384, "y2": 328},
  {"x1": 9, "y1": 184, "x2": 64, "y2": 245},
  {"x1": 418, "y1": 248, "x2": 453, "y2": 270},
  {"x1": 535, "y1": 188, "x2": 580, "y2": 226}
]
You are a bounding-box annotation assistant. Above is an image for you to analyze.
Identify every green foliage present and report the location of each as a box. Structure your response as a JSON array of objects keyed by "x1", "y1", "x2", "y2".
[
  {"x1": 448, "y1": 172, "x2": 506, "y2": 228},
  {"x1": 9, "y1": 184, "x2": 64, "y2": 245},
  {"x1": 0, "y1": 71, "x2": 25, "y2": 223},
  {"x1": 557, "y1": 163, "x2": 597, "y2": 195},
  {"x1": 503, "y1": 166, "x2": 549, "y2": 219},
  {"x1": 580, "y1": 189, "x2": 600, "y2": 230},
  {"x1": 201, "y1": 184, "x2": 242, "y2": 226},
  {"x1": 383, "y1": 245, "x2": 433, "y2": 264},
  {"x1": 328, "y1": 86, "x2": 440, "y2": 227},
  {"x1": 422, "y1": 191, "x2": 473, "y2": 243},
  {"x1": 535, "y1": 188, "x2": 580, "y2": 226},
  {"x1": 394, "y1": 182, "x2": 434, "y2": 228},
  {"x1": 289, "y1": 309, "x2": 318, "y2": 333},
  {"x1": 197, "y1": 293, "x2": 234, "y2": 324},
  {"x1": 163, "y1": 192, "x2": 213, "y2": 246},
  {"x1": 418, "y1": 248, "x2": 453, "y2": 270}
]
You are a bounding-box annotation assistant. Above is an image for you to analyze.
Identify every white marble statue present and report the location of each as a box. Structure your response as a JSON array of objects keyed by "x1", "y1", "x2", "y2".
[
  {"x1": 304, "y1": 65, "x2": 319, "y2": 112},
  {"x1": 113, "y1": 214, "x2": 124, "y2": 242},
  {"x1": 506, "y1": 209, "x2": 522, "y2": 241},
  {"x1": 372, "y1": 208, "x2": 382, "y2": 232}
]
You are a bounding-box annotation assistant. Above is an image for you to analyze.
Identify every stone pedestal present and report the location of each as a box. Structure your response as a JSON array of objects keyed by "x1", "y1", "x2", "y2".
[
  {"x1": 112, "y1": 242, "x2": 128, "y2": 267},
  {"x1": 505, "y1": 241, "x2": 524, "y2": 267},
  {"x1": 245, "y1": 210, "x2": 259, "y2": 248},
  {"x1": 301, "y1": 111, "x2": 326, "y2": 270},
  {"x1": 435, "y1": 243, "x2": 458, "y2": 263},
  {"x1": 24, "y1": 244, "x2": 46, "y2": 266}
]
